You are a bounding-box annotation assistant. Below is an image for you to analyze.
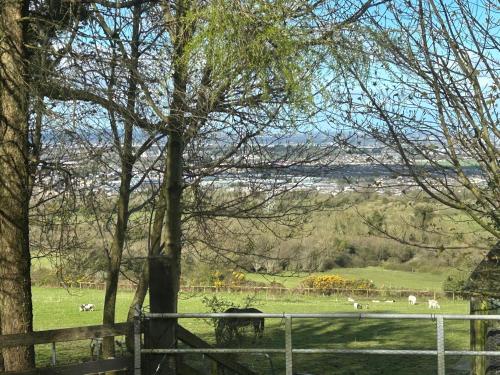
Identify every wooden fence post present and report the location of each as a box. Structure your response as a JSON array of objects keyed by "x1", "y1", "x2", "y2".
[{"x1": 471, "y1": 296, "x2": 488, "y2": 375}]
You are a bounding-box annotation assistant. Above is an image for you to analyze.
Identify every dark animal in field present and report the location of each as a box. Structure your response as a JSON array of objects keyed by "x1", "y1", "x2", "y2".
[{"x1": 216, "y1": 307, "x2": 264, "y2": 343}]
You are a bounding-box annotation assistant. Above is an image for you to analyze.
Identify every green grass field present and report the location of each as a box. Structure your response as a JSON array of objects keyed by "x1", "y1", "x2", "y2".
[
  {"x1": 244, "y1": 266, "x2": 447, "y2": 290},
  {"x1": 32, "y1": 282, "x2": 472, "y2": 374}
]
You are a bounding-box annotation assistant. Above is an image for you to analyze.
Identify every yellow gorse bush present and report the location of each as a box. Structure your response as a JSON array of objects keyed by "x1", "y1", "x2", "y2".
[
  {"x1": 231, "y1": 271, "x2": 245, "y2": 284},
  {"x1": 210, "y1": 270, "x2": 246, "y2": 287},
  {"x1": 211, "y1": 270, "x2": 224, "y2": 288},
  {"x1": 213, "y1": 280, "x2": 224, "y2": 288},
  {"x1": 300, "y1": 275, "x2": 374, "y2": 292}
]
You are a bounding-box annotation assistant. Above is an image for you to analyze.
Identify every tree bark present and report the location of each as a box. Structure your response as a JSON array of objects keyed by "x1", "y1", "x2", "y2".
[
  {"x1": 146, "y1": 1, "x2": 188, "y2": 372},
  {"x1": 126, "y1": 176, "x2": 168, "y2": 352},
  {"x1": 102, "y1": 3, "x2": 141, "y2": 360},
  {"x1": 102, "y1": 177, "x2": 132, "y2": 359},
  {"x1": 146, "y1": 129, "x2": 184, "y2": 375},
  {"x1": 0, "y1": 317, "x2": 4, "y2": 372},
  {"x1": 0, "y1": 0, "x2": 36, "y2": 370}
]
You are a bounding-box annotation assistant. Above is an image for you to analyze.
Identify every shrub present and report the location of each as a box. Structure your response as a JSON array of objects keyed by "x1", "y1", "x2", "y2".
[
  {"x1": 443, "y1": 272, "x2": 469, "y2": 294},
  {"x1": 230, "y1": 271, "x2": 246, "y2": 285},
  {"x1": 182, "y1": 263, "x2": 248, "y2": 287},
  {"x1": 318, "y1": 256, "x2": 337, "y2": 271},
  {"x1": 31, "y1": 267, "x2": 59, "y2": 286},
  {"x1": 334, "y1": 254, "x2": 352, "y2": 268},
  {"x1": 211, "y1": 270, "x2": 225, "y2": 288},
  {"x1": 186, "y1": 269, "x2": 249, "y2": 288},
  {"x1": 300, "y1": 274, "x2": 375, "y2": 294}
]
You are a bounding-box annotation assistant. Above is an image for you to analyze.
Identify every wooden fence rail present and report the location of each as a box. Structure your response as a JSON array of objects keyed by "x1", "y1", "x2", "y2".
[
  {"x1": 0, "y1": 323, "x2": 132, "y2": 375},
  {"x1": 180, "y1": 285, "x2": 462, "y2": 300},
  {"x1": 0, "y1": 322, "x2": 254, "y2": 375},
  {"x1": 4, "y1": 357, "x2": 132, "y2": 375},
  {"x1": 0, "y1": 322, "x2": 131, "y2": 349},
  {"x1": 40, "y1": 282, "x2": 463, "y2": 300}
]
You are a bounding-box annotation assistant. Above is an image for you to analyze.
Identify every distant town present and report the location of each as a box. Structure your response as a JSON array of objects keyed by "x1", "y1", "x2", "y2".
[{"x1": 36, "y1": 142, "x2": 485, "y2": 198}]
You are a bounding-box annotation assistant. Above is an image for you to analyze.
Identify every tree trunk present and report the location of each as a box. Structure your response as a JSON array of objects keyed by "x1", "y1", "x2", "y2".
[
  {"x1": 102, "y1": 180, "x2": 131, "y2": 359},
  {"x1": 126, "y1": 177, "x2": 168, "y2": 353},
  {"x1": 0, "y1": 317, "x2": 4, "y2": 372},
  {"x1": 147, "y1": 129, "x2": 184, "y2": 375},
  {"x1": 144, "y1": 2, "x2": 188, "y2": 372},
  {"x1": 0, "y1": 0, "x2": 35, "y2": 370},
  {"x1": 102, "y1": 3, "x2": 141, "y2": 361}
]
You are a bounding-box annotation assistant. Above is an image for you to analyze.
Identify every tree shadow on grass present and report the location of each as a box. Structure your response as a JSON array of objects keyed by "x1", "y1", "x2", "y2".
[{"x1": 197, "y1": 312, "x2": 471, "y2": 375}]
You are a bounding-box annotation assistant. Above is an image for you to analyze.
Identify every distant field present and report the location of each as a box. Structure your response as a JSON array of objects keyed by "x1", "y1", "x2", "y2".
[
  {"x1": 31, "y1": 267, "x2": 449, "y2": 334},
  {"x1": 32, "y1": 286, "x2": 471, "y2": 374},
  {"x1": 244, "y1": 266, "x2": 448, "y2": 291}
]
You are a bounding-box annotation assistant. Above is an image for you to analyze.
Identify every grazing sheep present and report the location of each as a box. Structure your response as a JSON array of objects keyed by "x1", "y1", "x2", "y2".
[
  {"x1": 384, "y1": 300, "x2": 396, "y2": 303},
  {"x1": 408, "y1": 295, "x2": 417, "y2": 305},
  {"x1": 353, "y1": 302, "x2": 362, "y2": 309},
  {"x1": 371, "y1": 300, "x2": 380, "y2": 303},
  {"x1": 347, "y1": 297, "x2": 355, "y2": 303},
  {"x1": 80, "y1": 303, "x2": 95, "y2": 312},
  {"x1": 428, "y1": 299, "x2": 440, "y2": 309}
]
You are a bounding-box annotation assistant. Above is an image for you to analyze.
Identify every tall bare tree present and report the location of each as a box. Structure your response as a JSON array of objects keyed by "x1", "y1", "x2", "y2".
[
  {"x1": 35, "y1": 1, "x2": 162, "y2": 359},
  {"x1": 99, "y1": 3, "x2": 148, "y2": 358},
  {"x1": 328, "y1": 1, "x2": 498, "y2": 373},
  {"x1": 0, "y1": 0, "x2": 35, "y2": 370},
  {"x1": 126, "y1": 1, "x2": 379, "y2": 372},
  {"x1": 332, "y1": 0, "x2": 498, "y2": 239},
  {"x1": 1, "y1": 0, "x2": 88, "y2": 369},
  {"x1": 33, "y1": 2, "x2": 378, "y2": 370}
]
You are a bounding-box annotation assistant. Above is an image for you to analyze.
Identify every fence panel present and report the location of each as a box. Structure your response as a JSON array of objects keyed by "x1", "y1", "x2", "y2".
[
  {"x1": 137, "y1": 312, "x2": 500, "y2": 375},
  {"x1": 0, "y1": 323, "x2": 132, "y2": 374},
  {"x1": 0, "y1": 322, "x2": 131, "y2": 348}
]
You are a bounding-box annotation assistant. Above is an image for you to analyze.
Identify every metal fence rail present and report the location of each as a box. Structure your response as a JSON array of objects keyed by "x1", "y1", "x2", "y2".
[{"x1": 134, "y1": 311, "x2": 500, "y2": 375}]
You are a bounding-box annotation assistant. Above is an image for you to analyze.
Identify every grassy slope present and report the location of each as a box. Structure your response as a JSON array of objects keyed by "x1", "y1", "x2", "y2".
[
  {"x1": 32, "y1": 286, "x2": 470, "y2": 374},
  {"x1": 244, "y1": 266, "x2": 447, "y2": 290}
]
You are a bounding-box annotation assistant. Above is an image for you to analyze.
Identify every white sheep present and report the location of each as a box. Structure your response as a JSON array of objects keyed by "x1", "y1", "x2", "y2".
[
  {"x1": 384, "y1": 300, "x2": 395, "y2": 303},
  {"x1": 428, "y1": 299, "x2": 440, "y2": 309},
  {"x1": 371, "y1": 300, "x2": 380, "y2": 303},
  {"x1": 408, "y1": 295, "x2": 417, "y2": 305},
  {"x1": 354, "y1": 302, "x2": 362, "y2": 309},
  {"x1": 347, "y1": 297, "x2": 355, "y2": 303},
  {"x1": 80, "y1": 303, "x2": 95, "y2": 312}
]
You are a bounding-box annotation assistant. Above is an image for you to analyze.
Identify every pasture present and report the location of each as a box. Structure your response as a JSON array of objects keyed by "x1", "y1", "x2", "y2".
[
  {"x1": 31, "y1": 286, "x2": 472, "y2": 374},
  {"x1": 244, "y1": 266, "x2": 448, "y2": 290}
]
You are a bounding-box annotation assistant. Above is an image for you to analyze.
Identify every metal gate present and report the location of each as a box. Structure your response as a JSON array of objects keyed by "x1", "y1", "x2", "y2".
[{"x1": 134, "y1": 310, "x2": 500, "y2": 375}]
